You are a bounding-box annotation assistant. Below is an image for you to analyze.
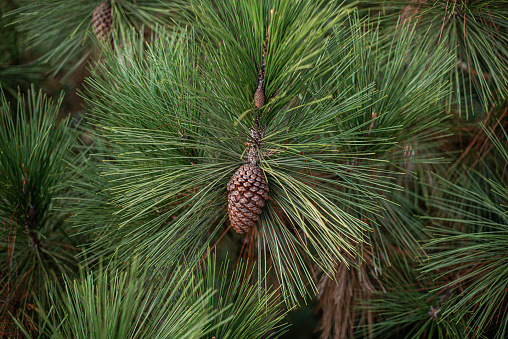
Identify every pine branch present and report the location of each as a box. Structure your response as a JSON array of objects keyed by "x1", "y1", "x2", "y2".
[
  {"x1": 371, "y1": 0, "x2": 508, "y2": 117},
  {"x1": 78, "y1": 0, "x2": 460, "y2": 307},
  {"x1": 16, "y1": 254, "x2": 287, "y2": 339},
  {"x1": 7, "y1": 0, "x2": 180, "y2": 79},
  {"x1": 0, "y1": 86, "x2": 81, "y2": 337},
  {"x1": 421, "y1": 124, "x2": 508, "y2": 338},
  {"x1": 359, "y1": 255, "x2": 470, "y2": 338}
]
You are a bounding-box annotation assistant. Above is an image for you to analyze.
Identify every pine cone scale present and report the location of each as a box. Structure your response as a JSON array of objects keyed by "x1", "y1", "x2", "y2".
[{"x1": 227, "y1": 164, "x2": 269, "y2": 233}]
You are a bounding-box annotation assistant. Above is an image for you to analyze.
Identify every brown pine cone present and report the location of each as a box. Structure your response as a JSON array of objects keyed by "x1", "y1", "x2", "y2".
[
  {"x1": 254, "y1": 88, "x2": 265, "y2": 108},
  {"x1": 92, "y1": 1, "x2": 112, "y2": 42},
  {"x1": 227, "y1": 164, "x2": 269, "y2": 233}
]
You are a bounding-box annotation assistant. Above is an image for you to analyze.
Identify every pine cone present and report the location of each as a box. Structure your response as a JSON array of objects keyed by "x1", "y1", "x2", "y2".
[
  {"x1": 92, "y1": 1, "x2": 112, "y2": 42},
  {"x1": 254, "y1": 88, "x2": 265, "y2": 108},
  {"x1": 227, "y1": 164, "x2": 269, "y2": 233}
]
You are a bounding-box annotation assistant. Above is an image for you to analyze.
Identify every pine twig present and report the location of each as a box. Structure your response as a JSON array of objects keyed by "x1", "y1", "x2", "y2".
[{"x1": 248, "y1": 14, "x2": 272, "y2": 165}]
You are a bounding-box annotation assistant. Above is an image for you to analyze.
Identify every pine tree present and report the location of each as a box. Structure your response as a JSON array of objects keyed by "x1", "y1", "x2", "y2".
[{"x1": 1, "y1": 0, "x2": 508, "y2": 338}]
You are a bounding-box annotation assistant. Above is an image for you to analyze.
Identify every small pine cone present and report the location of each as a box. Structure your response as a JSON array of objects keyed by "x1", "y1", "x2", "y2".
[
  {"x1": 254, "y1": 88, "x2": 265, "y2": 108},
  {"x1": 92, "y1": 1, "x2": 112, "y2": 42},
  {"x1": 227, "y1": 164, "x2": 269, "y2": 233}
]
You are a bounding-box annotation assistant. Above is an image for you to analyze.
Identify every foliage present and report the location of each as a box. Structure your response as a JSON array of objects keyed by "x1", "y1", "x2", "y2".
[
  {"x1": 185, "y1": 252, "x2": 288, "y2": 339},
  {"x1": 422, "y1": 122, "x2": 508, "y2": 338},
  {"x1": 0, "y1": 86, "x2": 80, "y2": 337},
  {"x1": 7, "y1": 0, "x2": 179, "y2": 79},
  {"x1": 0, "y1": 1, "x2": 46, "y2": 100},
  {"x1": 2, "y1": 0, "x2": 508, "y2": 338},
  {"x1": 77, "y1": 0, "x2": 456, "y2": 307},
  {"x1": 373, "y1": 0, "x2": 508, "y2": 118},
  {"x1": 332, "y1": 15, "x2": 454, "y2": 268},
  {"x1": 15, "y1": 253, "x2": 286, "y2": 339},
  {"x1": 359, "y1": 255, "x2": 470, "y2": 339}
]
